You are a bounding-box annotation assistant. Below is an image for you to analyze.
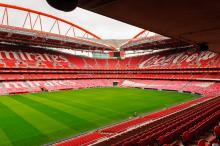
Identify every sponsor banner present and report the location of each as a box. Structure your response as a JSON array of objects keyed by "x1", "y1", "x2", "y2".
[
  {"x1": 139, "y1": 49, "x2": 219, "y2": 69},
  {"x1": 0, "y1": 49, "x2": 75, "y2": 69}
]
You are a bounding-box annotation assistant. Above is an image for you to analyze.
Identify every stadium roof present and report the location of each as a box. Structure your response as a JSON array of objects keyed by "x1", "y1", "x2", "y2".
[
  {"x1": 78, "y1": 0, "x2": 220, "y2": 53},
  {"x1": 0, "y1": 1, "x2": 167, "y2": 52},
  {"x1": 0, "y1": 0, "x2": 143, "y2": 40},
  {"x1": 1, "y1": 0, "x2": 217, "y2": 53}
]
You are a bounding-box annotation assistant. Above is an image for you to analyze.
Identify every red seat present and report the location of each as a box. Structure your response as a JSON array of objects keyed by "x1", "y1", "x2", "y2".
[{"x1": 197, "y1": 139, "x2": 208, "y2": 146}]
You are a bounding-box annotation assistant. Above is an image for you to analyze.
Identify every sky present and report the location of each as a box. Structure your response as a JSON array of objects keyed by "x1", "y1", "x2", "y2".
[{"x1": 0, "y1": 0, "x2": 143, "y2": 39}]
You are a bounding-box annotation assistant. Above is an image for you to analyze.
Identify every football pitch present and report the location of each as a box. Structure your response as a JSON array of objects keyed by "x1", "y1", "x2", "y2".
[{"x1": 0, "y1": 88, "x2": 199, "y2": 146}]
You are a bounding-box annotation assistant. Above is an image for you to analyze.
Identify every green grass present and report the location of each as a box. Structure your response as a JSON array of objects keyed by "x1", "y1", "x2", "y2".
[{"x1": 0, "y1": 88, "x2": 199, "y2": 146}]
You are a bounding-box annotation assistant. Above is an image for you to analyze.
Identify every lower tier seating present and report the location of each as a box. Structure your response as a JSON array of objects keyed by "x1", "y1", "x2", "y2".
[
  {"x1": 53, "y1": 95, "x2": 220, "y2": 146},
  {"x1": 56, "y1": 132, "x2": 106, "y2": 146},
  {"x1": 0, "y1": 79, "x2": 219, "y2": 146},
  {"x1": 0, "y1": 79, "x2": 122, "y2": 95},
  {"x1": 0, "y1": 79, "x2": 219, "y2": 96},
  {"x1": 94, "y1": 96, "x2": 220, "y2": 146}
]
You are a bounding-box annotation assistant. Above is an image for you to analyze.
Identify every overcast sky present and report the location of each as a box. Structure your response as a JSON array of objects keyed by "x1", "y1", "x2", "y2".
[{"x1": 1, "y1": 0, "x2": 144, "y2": 39}]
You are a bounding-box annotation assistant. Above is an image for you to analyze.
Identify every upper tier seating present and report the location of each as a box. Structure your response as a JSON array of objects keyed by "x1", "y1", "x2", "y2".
[
  {"x1": 0, "y1": 44, "x2": 219, "y2": 70},
  {"x1": 0, "y1": 44, "x2": 219, "y2": 83}
]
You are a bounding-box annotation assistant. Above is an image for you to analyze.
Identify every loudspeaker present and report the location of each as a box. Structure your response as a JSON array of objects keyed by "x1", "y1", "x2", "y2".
[
  {"x1": 46, "y1": 0, "x2": 78, "y2": 12},
  {"x1": 199, "y1": 43, "x2": 209, "y2": 51},
  {"x1": 113, "y1": 52, "x2": 120, "y2": 58}
]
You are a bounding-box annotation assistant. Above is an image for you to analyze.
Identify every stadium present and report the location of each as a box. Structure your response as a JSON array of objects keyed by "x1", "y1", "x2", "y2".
[{"x1": 0, "y1": 1, "x2": 220, "y2": 146}]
